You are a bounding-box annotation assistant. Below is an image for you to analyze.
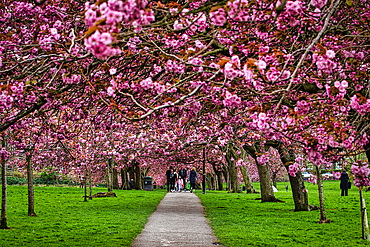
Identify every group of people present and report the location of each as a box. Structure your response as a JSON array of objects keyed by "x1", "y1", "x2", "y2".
[{"x1": 165, "y1": 166, "x2": 199, "y2": 193}]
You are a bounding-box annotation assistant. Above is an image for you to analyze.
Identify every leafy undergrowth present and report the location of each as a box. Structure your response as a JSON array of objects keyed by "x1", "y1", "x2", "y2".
[
  {"x1": 198, "y1": 181, "x2": 370, "y2": 247},
  {"x1": 0, "y1": 186, "x2": 167, "y2": 246}
]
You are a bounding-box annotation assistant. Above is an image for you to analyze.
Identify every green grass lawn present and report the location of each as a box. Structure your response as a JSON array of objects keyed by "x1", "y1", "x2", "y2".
[
  {"x1": 0, "y1": 186, "x2": 167, "y2": 246},
  {"x1": 197, "y1": 180, "x2": 370, "y2": 247}
]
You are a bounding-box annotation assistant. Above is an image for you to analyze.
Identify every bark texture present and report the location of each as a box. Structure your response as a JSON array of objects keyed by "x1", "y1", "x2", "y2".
[
  {"x1": 113, "y1": 168, "x2": 119, "y2": 189},
  {"x1": 134, "y1": 162, "x2": 142, "y2": 190},
  {"x1": 88, "y1": 170, "x2": 92, "y2": 200},
  {"x1": 243, "y1": 145, "x2": 276, "y2": 201},
  {"x1": 269, "y1": 141, "x2": 309, "y2": 211},
  {"x1": 26, "y1": 154, "x2": 37, "y2": 216},
  {"x1": 1, "y1": 157, "x2": 9, "y2": 229},
  {"x1": 225, "y1": 145, "x2": 241, "y2": 193},
  {"x1": 240, "y1": 166, "x2": 256, "y2": 193},
  {"x1": 316, "y1": 165, "x2": 328, "y2": 222},
  {"x1": 121, "y1": 168, "x2": 128, "y2": 190}
]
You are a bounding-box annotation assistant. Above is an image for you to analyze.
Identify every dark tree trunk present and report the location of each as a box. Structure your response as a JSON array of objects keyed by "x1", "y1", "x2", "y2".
[
  {"x1": 106, "y1": 158, "x2": 114, "y2": 192},
  {"x1": 256, "y1": 162, "x2": 276, "y2": 202},
  {"x1": 243, "y1": 145, "x2": 275, "y2": 201},
  {"x1": 88, "y1": 170, "x2": 92, "y2": 200},
  {"x1": 270, "y1": 142, "x2": 309, "y2": 211},
  {"x1": 206, "y1": 173, "x2": 212, "y2": 190},
  {"x1": 113, "y1": 168, "x2": 119, "y2": 189},
  {"x1": 316, "y1": 166, "x2": 328, "y2": 222},
  {"x1": 121, "y1": 168, "x2": 128, "y2": 190},
  {"x1": 272, "y1": 173, "x2": 277, "y2": 188},
  {"x1": 287, "y1": 170, "x2": 308, "y2": 211},
  {"x1": 216, "y1": 172, "x2": 223, "y2": 191},
  {"x1": 240, "y1": 166, "x2": 256, "y2": 193},
  {"x1": 128, "y1": 166, "x2": 135, "y2": 185},
  {"x1": 211, "y1": 163, "x2": 224, "y2": 191},
  {"x1": 211, "y1": 173, "x2": 216, "y2": 190},
  {"x1": 26, "y1": 154, "x2": 37, "y2": 217},
  {"x1": 134, "y1": 163, "x2": 142, "y2": 190},
  {"x1": 225, "y1": 146, "x2": 241, "y2": 193},
  {"x1": 365, "y1": 143, "x2": 370, "y2": 163},
  {"x1": 0, "y1": 157, "x2": 9, "y2": 229},
  {"x1": 84, "y1": 175, "x2": 87, "y2": 202}
]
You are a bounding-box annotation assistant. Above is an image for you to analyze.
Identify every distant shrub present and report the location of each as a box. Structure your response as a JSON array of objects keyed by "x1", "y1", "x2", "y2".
[{"x1": 0, "y1": 177, "x2": 27, "y2": 185}]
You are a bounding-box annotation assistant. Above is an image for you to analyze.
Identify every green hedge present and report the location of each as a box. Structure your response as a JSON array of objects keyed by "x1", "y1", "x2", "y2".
[{"x1": 0, "y1": 176, "x2": 75, "y2": 185}]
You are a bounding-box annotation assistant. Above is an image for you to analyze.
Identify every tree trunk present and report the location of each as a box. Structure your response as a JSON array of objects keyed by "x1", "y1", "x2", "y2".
[
  {"x1": 272, "y1": 173, "x2": 277, "y2": 188},
  {"x1": 243, "y1": 145, "x2": 275, "y2": 201},
  {"x1": 211, "y1": 173, "x2": 216, "y2": 190},
  {"x1": 26, "y1": 154, "x2": 37, "y2": 216},
  {"x1": 128, "y1": 166, "x2": 135, "y2": 185},
  {"x1": 121, "y1": 168, "x2": 128, "y2": 190},
  {"x1": 256, "y1": 161, "x2": 276, "y2": 202},
  {"x1": 0, "y1": 157, "x2": 9, "y2": 229},
  {"x1": 206, "y1": 173, "x2": 212, "y2": 190},
  {"x1": 365, "y1": 142, "x2": 370, "y2": 164},
  {"x1": 240, "y1": 166, "x2": 256, "y2": 193},
  {"x1": 113, "y1": 168, "x2": 119, "y2": 190},
  {"x1": 275, "y1": 144, "x2": 309, "y2": 211},
  {"x1": 106, "y1": 158, "x2": 113, "y2": 192},
  {"x1": 315, "y1": 165, "x2": 328, "y2": 222},
  {"x1": 88, "y1": 170, "x2": 92, "y2": 200},
  {"x1": 287, "y1": 170, "x2": 308, "y2": 211},
  {"x1": 216, "y1": 171, "x2": 223, "y2": 191},
  {"x1": 134, "y1": 163, "x2": 142, "y2": 190},
  {"x1": 211, "y1": 163, "x2": 224, "y2": 191},
  {"x1": 225, "y1": 146, "x2": 241, "y2": 193},
  {"x1": 84, "y1": 174, "x2": 87, "y2": 202}
]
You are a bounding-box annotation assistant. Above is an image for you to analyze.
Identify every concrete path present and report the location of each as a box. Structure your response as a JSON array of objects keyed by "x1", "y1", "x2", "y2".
[{"x1": 131, "y1": 192, "x2": 219, "y2": 247}]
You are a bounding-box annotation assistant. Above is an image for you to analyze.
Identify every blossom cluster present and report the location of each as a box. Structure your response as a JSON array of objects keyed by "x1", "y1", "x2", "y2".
[
  {"x1": 84, "y1": 0, "x2": 154, "y2": 28},
  {"x1": 165, "y1": 60, "x2": 185, "y2": 74},
  {"x1": 314, "y1": 50, "x2": 337, "y2": 75},
  {"x1": 84, "y1": 0, "x2": 154, "y2": 59},
  {"x1": 222, "y1": 91, "x2": 241, "y2": 108},
  {"x1": 84, "y1": 31, "x2": 121, "y2": 60},
  {"x1": 209, "y1": 8, "x2": 226, "y2": 26},
  {"x1": 350, "y1": 95, "x2": 370, "y2": 115},
  {"x1": 276, "y1": 0, "x2": 304, "y2": 29},
  {"x1": 251, "y1": 112, "x2": 270, "y2": 131},
  {"x1": 224, "y1": 55, "x2": 243, "y2": 80},
  {"x1": 351, "y1": 162, "x2": 370, "y2": 189},
  {"x1": 139, "y1": 77, "x2": 177, "y2": 94},
  {"x1": 0, "y1": 147, "x2": 10, "y2": 161},
  {"x1": 288, "y1": 162, "x2": 299, "y2": 177},
  {"x1": 257, "y1": 154, "x2": 269, "y2": 165},
  {"x1": 174, "y1": 10, "x2": 208, "y2": 33}
]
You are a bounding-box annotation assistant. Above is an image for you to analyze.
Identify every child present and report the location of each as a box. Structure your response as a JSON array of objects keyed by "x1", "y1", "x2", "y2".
[{"x1": 177, "y1": 177, "x2": 183, "y2": 191}]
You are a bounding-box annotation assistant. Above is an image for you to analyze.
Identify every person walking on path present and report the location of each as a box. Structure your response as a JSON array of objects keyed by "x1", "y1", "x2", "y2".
[
  {"x1": 171, "y1": 169, "x2": 178, "y2": 192},
  {"x1": 177, "y1": 176, "x2": 183, "y2": 191},
  {"x1": 165, "y1": 166, "x2": 173, "y2": 192},
  {"x1": 188, "y1": 167, "x2": 199, "y2": 193},
  {"x1": 179, "y1": 168, "x2": 187, "y2": 191},
  {"x1": 340, "y1": 170, "x2": 350, "y2": 196}
]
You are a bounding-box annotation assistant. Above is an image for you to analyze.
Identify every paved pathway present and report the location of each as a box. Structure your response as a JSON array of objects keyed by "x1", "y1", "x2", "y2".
[{"x1": 131, "y1": 192, "x2": 219, "y2": 247}]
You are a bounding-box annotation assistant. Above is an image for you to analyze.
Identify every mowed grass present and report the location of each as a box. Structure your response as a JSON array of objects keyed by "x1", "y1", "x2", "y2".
[
  {"x1": 0, "y1": 186, "x2": 167, "y2": 247},
  {"x1": 197, "y1": 180, "x2": 370, "y2": 247}
]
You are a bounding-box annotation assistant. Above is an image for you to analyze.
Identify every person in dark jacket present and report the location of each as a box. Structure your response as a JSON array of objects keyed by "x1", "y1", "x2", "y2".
[
  {"x1": 165, "y1": 166, "x2": 173, "y2": 192},
  {"x1": 188, "y1": 167, "x2": 199, "y2": 193},
  {"x1": 170, "y1": 169, "x2": 178, "y2": 192},
  {"x1": 340, "y1": 171, "x2": 350, "y2": 196}
]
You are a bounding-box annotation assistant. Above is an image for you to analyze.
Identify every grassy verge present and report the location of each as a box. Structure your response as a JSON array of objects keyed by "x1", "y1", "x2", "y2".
[
  {"x1": 0, "y1": 186, "x2": 167, "y2": 246},
  {"x1": 197, "y1": 180, "x2": 370, "y2": 247}
]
